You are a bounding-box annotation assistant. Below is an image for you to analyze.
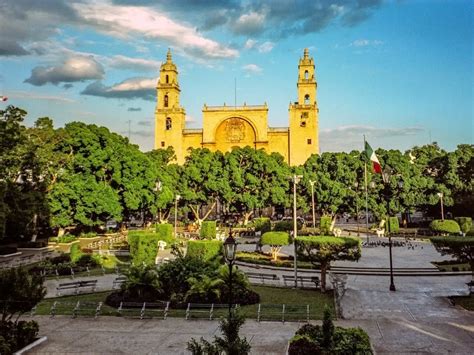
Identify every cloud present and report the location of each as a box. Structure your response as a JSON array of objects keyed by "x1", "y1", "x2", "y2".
[
  {"x1": 242, "y1": 64, "x2": 263, "y2": 74},
  {"x1": 108, "y1": 55, "x2": 161, "y2": 72},
  {"x1": 81, "y1": 77, "x2": 156, "y2": 101},
  {"x1": 6, "y1": 90, "x2": 75, "y2": 103},
  {"x1": 137, "y1": 119, "x2": 153, "y2": 126},
  {"x1": 244, "y1": 39, "x2": 257, "y2": 50},
  {"x1": 63, "y1": 83, "x2": 74, "y2": 89},
  {"x1": 24, "y1": 55, "x2": 104, "y2": 86},
  {"x1": 200, "y1": 10, "x2": 229, "y2": 31},
  {"x1": 73, "y1": 1, "x2": 239, "y2": 60},
  {"x1": 0, "y1": 40, "x2": 30, "y2": 56},
  {"x1": 244, "y1": 39, "x2": 274, "y2": 53},
  {"x1": 351, "y1": 39, "x2": 384, "y2": 47},
  {"x1": 127, "y1": 107, "x2": 142, "y2": 112},
  {"x1": 232, "y1": 11, "x2": 266, "y2": 35}
]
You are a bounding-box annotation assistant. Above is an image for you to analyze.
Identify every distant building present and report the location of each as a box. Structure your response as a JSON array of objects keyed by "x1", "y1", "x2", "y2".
[{"x1": 154, "y1": 48, "x2": 319, "y2": 166}]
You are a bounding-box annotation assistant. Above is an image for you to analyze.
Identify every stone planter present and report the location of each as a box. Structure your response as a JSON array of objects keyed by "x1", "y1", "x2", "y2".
[
  {"x1": 78, "y1": 236, "x2": 101, "y2": 248},
  {"x1": 55, "y1": 241, "x2": 80, "y2": 253},
  {"x1": 0, "y1": 251, "x2": 22, "y2": 258},
  {"x1": 17, "y1": 246, "x2": 50, "y2": 252}
]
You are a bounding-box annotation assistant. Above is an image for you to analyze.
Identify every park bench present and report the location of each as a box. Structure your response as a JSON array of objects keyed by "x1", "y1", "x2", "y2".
[
  {"x1": 117, "y1": 301, "x2": 170, "y2": 319},
  {"x1": 185, "y1": 303, "x2": 238, "y2": 320},
  {"x1": 257, "y1": 304, "x2": 310, "y2": 322},
  {"x1": 245, "y1": 272, "x2": 280, "y2": 285},
  {"x1": 56, "y1": 279, "x2": 98, "y2": 296},
  {"x1": 467, "y1": 281, "x2": 474, "y2": 294},
  {"x1": 113, "y1": 276, "x2": 127, "y2": 289},
  {"x1": 282, "y1": 275, "x2": 320, "y2": 289}
]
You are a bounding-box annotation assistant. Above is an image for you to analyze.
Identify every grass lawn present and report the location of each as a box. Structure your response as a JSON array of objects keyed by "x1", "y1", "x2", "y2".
[
  {"x1": 450, "y1": 295, "x2": 474, "y2": 311},
  {"x1": 35, "y1": 285, "x2": 334, "y2": 321}
]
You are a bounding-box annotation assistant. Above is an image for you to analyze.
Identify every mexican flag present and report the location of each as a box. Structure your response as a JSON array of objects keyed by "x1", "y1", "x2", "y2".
[{"x1": 364, "y1": 141, "x2": 382, "y2": 173}]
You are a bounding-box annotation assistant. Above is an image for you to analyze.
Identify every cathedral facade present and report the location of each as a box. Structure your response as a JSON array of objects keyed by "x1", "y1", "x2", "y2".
[{"x1": 154, "y1": 49, "x2": 319, "y2": 166}]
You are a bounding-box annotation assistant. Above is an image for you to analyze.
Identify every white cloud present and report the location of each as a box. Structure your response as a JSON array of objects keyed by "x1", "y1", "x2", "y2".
[
  {"x1": 73, "y1": 1, "x2": 238, "y2": 60},
  {"x1": 6, "y1": 90, "x2": 76, "y2": 103},
  {"x1": 257, "y1": 41, "x2": 274, "y2": 53},
  {"x1": 244, "y1": 39, "x2": 257, "y2": 50},
  {"x1": 108, "y1": 55, "x2": 161, "y2": 72},
  {"x1": 351, "y1": 39, "x2": 384, "y2": 47},
  {"x1": 24, "y1": 55, "x2": 104, "y2": 86},
  {"x1": 232, "y1": 11, "x2": 266, "y2": 35},
  {"x1": 81, "y1": 77, "x2": 156, "y2": 101},
  {"x1": 242, "y1": 64, "x2": 263, "y2": 74}
]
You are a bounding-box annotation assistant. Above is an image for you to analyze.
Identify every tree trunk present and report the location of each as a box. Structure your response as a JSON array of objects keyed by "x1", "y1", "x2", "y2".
[
  {"x1": 243, "y1": 210, "x2": 254, "y2": 226},
  {"x1": 201, "y1": 201, "x2": 217, "y2": 222},
  {"x1": 320, "y1": 262, "x2": 328, "y2": 292},
  {"x1": 57, "y1": 227, "x2": 65, "y2": 237}
]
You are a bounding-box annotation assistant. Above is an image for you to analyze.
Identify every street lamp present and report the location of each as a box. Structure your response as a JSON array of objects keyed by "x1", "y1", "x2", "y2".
[
  {"x1": 292, "y1": 175, "x2": 303, "y2": 288},
  {"x1": 382, "y1": 168, "x2": 396, "y2": 292},
  {"x1": 353, "y1": 181, "x2": 360, "y2": 237},
  {"x1": 309, "y1": 180, "x2": 316, "y2": 229},
  {"x1": 174, "y1": 194, "x2": 181, "y2": 237},
  {"x1": 437, "y1": 192, "x2": 444, "y2": 220},
  {"x1": 223, "y1": 229, "x2": 237, "y2": 318}
]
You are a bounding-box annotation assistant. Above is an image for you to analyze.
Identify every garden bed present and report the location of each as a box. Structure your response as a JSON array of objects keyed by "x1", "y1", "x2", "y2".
[
  {"x1": 432, "y1": 260, "x2": 471, "y2": 272},
  {"x1": 449, "y1": 295, "x2": 474, "y2": 311}
]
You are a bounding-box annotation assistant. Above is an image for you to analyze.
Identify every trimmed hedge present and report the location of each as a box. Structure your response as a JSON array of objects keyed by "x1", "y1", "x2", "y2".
[
  {"x1": 200, "y1": 221, "x2": 217, "y2": 239},
  {"x1": 320, "y1": 216, "x2": 332, "y2": 235},
  {"x1": 261, "y1": 231, "x2": 291, "y2": 246},
  {"x1": 455, "y1": 217, "x2": 472, "y2": 235},
  {"x1": 155, "y1": 223, "x2": 174, "y2": 243},
  {"x1": 430, "y1": 219, "x2": 461, "y2": 235},
  {"x1": 252, "y1": 217, "x2": 271, "y2": 233},
  {"x1": 387, "y1": 216, "x2": 399, "y2": 233},
  {"x1": 128, "y1": 228, "x2": 175, "y2": 266},
  {"x1": 186, "y1": 240, "x2": 223, "y2": 261}
]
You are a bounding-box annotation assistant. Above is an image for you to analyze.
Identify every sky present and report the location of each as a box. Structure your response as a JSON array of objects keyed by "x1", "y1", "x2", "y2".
[{"x1": 0, "y1": 0, "x2": 472, "y2": 153}]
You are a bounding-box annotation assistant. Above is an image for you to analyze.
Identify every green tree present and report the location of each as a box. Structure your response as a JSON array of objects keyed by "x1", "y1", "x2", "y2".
[
  {"x1": 431, "y1": 237, "x2": 474, "y2": 280},
  {"x1": 296, "y1": 236, "x2": 361, "y2": 291},
  {"x1": 260, "y1": 231, "x2": 291, "y2": 261}
]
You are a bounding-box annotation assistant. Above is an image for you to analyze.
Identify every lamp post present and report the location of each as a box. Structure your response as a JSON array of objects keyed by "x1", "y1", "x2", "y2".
[
  {"x1": 309, "y1": 180, "x2": 316, "y2": 229},
  {"x1": 437, "y1": 192, "x2": 444, "y2": 220},
  {"x1": 382, "y1": 169, "x2": 396, "y2": 292},
  {"x1": 292, "y1": 175, "x2": 303, "y2": 288},
  {"x1": 174, "y1": 194, "x2": 181, "y2": 237},
  {"x1": 223, "y1": 228, "x2": 237, "y2": 319},
  {"x1": 353, "y1": 182, "x2": 360, "y2": 237}
]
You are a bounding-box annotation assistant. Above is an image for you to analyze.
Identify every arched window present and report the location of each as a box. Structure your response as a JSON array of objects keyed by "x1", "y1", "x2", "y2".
[
  {"x1": 304, "y1": 94, "x2": 310, "y2": 105},
  {"x1": 304, "y1": 70, "x2": 309, "y2": 79},
  {"x1": 164, "y1": 94, "x2": 169, "y2": 107},
  {"x1": 166, "y1": 117, "x2": 172, "y2": 130},
  {"x1": 166, "y1": 75, "x2": 169, "y2": 83}
]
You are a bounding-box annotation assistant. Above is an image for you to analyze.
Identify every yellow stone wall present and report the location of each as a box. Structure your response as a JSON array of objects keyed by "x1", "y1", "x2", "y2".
[{"x1": 154, "y1": 48, "x2": 319, "y2": 166}]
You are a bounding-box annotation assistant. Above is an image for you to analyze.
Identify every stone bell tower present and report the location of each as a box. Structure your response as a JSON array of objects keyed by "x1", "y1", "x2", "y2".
[
  {"x1": 154, "y1": 49, "x2": 186, "y2": 162},
  {"x1": 288, "y1": 48, "x2": 319, "y2": 166}
]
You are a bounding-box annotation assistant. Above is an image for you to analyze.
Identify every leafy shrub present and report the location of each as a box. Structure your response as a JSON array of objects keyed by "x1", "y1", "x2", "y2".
[
  {"x1": 430, "y1": 219, "x2": 461, "y2": 235},
  {"x1": 128, "y1": 230, "x2": 173, "y2": 266},
  {"x1": 79, "y1": 232, "x2": 98, "y2": 238},
  {"x1": 200, "y1": 221, "x2": 217, "y2": 239},
  {"x1": 186, "y1": 240, "x2": 223, "y2": 261},
  {"x1": 288, "y1": 335, "x2": 321, "y2": 355},
  {"x1": 218, "y1": 265, "x2": 260, "y2": 306},
  {"x1": 15, "y1": 320, "x2": 39, "y2": 349},
  {"x1": 252, "y1": 218, "x2": 271, "y2": 233},
  {"x1": 320, "y1": 216, "x2": 332, "y2": 235},
  {"x1": 455, "y1": 217, "x2": 472, "y2": 235},
  {"x1": 74, "y1": 254, "x2": 100, "y2": 267},
  {"x1": 155, "y1": 223, "x2": 174, "y2": 244},
  {"x1": 69, "y1": 243, "x2": 83, "y2": 263},
  {"x1": 273, "y1": 220, "x2": 293, "y2": 231},
  {"x1": 0, "y1": 246, "x2": 18, "y2": 255},
  {"x1": 261, "y1": 231, "x2": 291, "y2": 246},
  {"x1": 387, "y1": 217, "x2": 399, "y2": 233},
  {"x1": 49, "y1": 254, "x2": 71, "y2": 265},
  {"x1": 333, "y1": 327, "x2": 373, "y2": 354}
]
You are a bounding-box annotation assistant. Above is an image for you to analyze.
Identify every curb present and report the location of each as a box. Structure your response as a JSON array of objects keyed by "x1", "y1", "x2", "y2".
[{"x1": 13, "y1": 336, "x2": 48, "y2": 355}]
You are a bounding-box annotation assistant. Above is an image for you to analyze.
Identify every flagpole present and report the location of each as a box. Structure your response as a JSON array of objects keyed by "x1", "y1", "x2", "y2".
[{"x1": 364, "y1": 135, "x2": 369, "y2": 243}]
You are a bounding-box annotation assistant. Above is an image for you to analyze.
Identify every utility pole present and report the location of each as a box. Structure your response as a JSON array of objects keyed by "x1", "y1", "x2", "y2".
[
  {"x1": 293, "y1": 175, "x2": 303, "y2": 288},
  {"x1": 309, "y1": 180, "x2": 316, "y2": 229}
]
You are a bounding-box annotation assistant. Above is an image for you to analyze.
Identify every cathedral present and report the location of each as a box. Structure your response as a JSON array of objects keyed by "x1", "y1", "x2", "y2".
[{"x1": 154, "y1": 48, "x2": 319, "y2": 166}]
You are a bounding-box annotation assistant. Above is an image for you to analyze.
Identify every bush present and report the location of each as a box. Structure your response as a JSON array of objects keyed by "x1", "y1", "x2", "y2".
[
  {"x1": 430, "y1": 219, "x2": 461, "y2": 235},
  {"x1": 128, "y1": 232, "x2": 160, "y2": 266},
  {"x1": 74, "y1": 254, "x2": 100, "y2": 268},
  {"x1": 455, "y1": 217, "x2": 472, "y2": 235},
  {"x1": 333, "y1": 327, "x2": 373, "y2": 354},
  {"x1": 69, "y1": 243, "x2": 83, "y2": 263},
  {"x1": 273, "y1": 220, "x2": 293, "y2": 231},
  {"x1": 320, "y1": 216, "x2": 332, "y2": 235},
  {"x1": 155, "y1": 224, "x2": 174, "y2": 244},
  {"x1": 186, "y1": 240, "x2": 222, "y2": 261},
  {"x1": 15, "y1": 320, "x2": 39, "y2": 349},
  {"x1": 261, "y1": 231, "x2": 291, "y2": 245},
  {"x1": 49, "y1": 234, "x2": 76, "y2": 243},
  {"x1": 387, "y1": 217, "x2": 399, "y2": 233},
  {"x1": 252, "y1": 218, "x2": 271, "y2": 234},
  {"x1": 288, "y1": 335, "x2": 321, "y2": 355},
  {"x1": 200, "y1": 221, "x2": 217, "y2": 239},
  {"x1": 79, "y1": 232, "x2": 98, "y2": 238}
]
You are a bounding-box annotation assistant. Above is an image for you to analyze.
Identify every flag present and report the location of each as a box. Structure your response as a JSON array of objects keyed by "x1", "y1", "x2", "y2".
[{"x1": 364, "y1": 141, "x2": 382, "y2": 173}]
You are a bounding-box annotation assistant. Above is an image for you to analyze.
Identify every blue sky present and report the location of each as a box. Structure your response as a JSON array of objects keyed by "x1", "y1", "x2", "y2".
[{"x1": 1, "y1": 0, "x2": 472, "y2": 152}]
